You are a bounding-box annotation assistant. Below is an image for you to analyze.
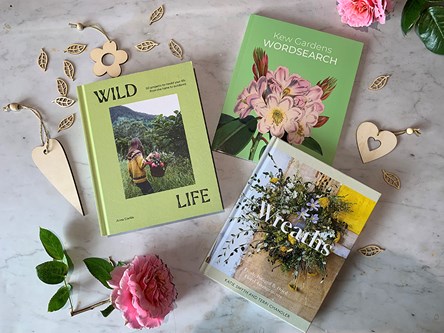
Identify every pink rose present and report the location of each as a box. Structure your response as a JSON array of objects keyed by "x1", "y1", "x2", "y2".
[
  {"x1": 337, "y1": 0, "x2": 389, "y2": 27},
  {"x1": 109, "y1": 255, "x2": 177, "y2": 329}
]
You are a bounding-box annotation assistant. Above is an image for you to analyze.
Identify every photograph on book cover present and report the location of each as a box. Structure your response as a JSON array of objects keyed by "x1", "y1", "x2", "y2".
[
  {"x1": 205, "y1": 139, "x2": 377, "y2": 327},
  {"x1": 109, "y1": 94, "x2": 195, "y2": 199}
]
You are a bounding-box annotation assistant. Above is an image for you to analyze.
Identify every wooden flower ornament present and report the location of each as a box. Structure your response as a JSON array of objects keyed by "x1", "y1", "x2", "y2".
[
  {"x1": 90, "y1": 41, "x2": 128, "y2": 77},
  {"x1": 69, "y1": 22, "x2": 128, "y2": 78}
]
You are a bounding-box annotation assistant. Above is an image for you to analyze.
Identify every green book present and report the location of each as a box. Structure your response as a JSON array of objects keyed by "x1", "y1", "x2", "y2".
[
  {"x1": 213, "y1": 15, "x2": 363, "y2": 164},
  {"x1": 201, "y1": 137, "x2": 380, "y2": 332},
  {"x1": 77, "y1": 62, "x2": 223, "y2": 236}
]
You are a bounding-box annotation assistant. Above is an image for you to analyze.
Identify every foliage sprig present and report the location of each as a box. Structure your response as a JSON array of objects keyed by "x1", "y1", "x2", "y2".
[{"x1": 402, "y1": 0, "x2": 444, "y2": 54}]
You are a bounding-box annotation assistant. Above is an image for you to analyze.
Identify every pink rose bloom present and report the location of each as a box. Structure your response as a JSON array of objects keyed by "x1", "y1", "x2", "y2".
[
  {"x1": 337, "y1": 0, "x2": 388, "y2": 27},
  {"x1": 253, "y1": 93, "x2": 301, "y2": 137},
  {"x1": 109, "y1": 255, "x2": 177, "y2": 329},
  {"x1": 234, "y1": 77, "x2": 267, "y2": 118},
  {"x1": 266, "y1": 66, "x2": 310, "y2": 97}
]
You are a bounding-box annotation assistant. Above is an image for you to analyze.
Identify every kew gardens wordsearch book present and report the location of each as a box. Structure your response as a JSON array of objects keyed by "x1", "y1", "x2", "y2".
[
  {"x1": 77, "y1": 62, "x2": 222, "y2": 236},
  {"x1": 201, "y1": 137, "x2": 380, "y2": 332},
  {"x1": 212, "y1": 15, "x2": 363, "y2": 165}
]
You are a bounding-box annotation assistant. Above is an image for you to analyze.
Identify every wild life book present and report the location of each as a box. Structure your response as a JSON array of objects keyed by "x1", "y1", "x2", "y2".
[
  {"x1": 77, "y1": 62, "x2": 223, "y2": 236},
  {"x1": 213, "y1": 15, "x2": 363, "y2": 165},
  {"x1": 201, "y1": 137, "x2": 380, "y2": 332}
]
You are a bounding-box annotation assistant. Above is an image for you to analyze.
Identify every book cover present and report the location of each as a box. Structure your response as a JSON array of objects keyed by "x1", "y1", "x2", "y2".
[
  {"x1": 201, "y1": 137, "x2": 380, "y2": 332},
  {"x1": 77, "y1": 62, "x2": 223, "y2": 236},
  {"x1": 213, "y1": 15, "x2": 363, "y2": 165}
]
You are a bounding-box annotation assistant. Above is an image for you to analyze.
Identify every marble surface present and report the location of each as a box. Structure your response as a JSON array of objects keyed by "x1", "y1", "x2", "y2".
[{"x1": 0, "y1": 1, "x2": 443, "y2": 332}]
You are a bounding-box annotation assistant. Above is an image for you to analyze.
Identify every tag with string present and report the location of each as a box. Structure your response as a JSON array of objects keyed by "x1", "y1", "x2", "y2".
[{"x1": 3, "y1": 103, "x2": 84, "y2": 215}]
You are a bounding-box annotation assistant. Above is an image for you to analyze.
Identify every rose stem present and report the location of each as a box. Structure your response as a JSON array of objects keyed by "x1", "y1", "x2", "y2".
[{"x1": 70, "y1": 299, "x2": 111, "y2": 317}]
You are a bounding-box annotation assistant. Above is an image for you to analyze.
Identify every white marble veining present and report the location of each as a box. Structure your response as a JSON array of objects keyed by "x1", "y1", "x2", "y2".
[{"x1": 0, "y1": 1, "x2": 443, "y2": 332}]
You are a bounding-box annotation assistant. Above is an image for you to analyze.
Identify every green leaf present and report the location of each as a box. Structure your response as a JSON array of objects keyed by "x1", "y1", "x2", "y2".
[
  {"x1": 39, "y1": 227, "x2": 64, "y2": 260},
  {"x1": 301, "y1": 137, "x2": 323, "y2": 156},
  {"x1": 62, "y1": 250, "x2": 74, "y2": 273},
  {"x1": 401, "y1": 0, "x2": 427, "y2": 35},
  {"x1": 83, "y1": 257, "x2": 114, "y2": 289},
  {"x1": 36, "y1": 261, "x2": 68, "y2": 284},
  {"x1": 100, "y1": 304, "x2": 115, "y2": 317},
  {"x1": 212, "y1": 115, "x2": 257, "y2": 155},
  {"x1": 48, "y1": 284, "x2": 72, "y2": 312},
  {"x1": 416, "y1": 6, "x2": 444, "y2": 54}
]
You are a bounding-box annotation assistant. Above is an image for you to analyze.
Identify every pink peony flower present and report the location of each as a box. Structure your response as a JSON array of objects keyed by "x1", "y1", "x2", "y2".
[
  {"x1": 109, "y1": 255, "x2": 177, "y2": 330},
  {"x1": 234, "y1": 77, "x2": 267, "y2": 118},
  {"x1": 253, "y1": 93, "x2": 302, "y2": 137},
  {"x1": 337, "y1": 0, "x2": 389, "y2": 27}
]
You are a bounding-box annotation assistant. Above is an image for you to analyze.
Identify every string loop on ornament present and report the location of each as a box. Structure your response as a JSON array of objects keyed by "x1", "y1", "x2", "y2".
[
  {"x1": 3, "y1": 103, "x2": 51, "y2": 152},
  {"x1": 392, "y1": 127, "x2": 421, "y2": 137},
  {"x1": 69, "y1": 22, "x2": 111, "y2": 42}
]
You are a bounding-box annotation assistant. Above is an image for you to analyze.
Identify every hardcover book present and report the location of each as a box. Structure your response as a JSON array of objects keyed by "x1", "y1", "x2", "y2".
[
  {"x1": 77, "y1": 62, "x2": 223, "y2": 236},
  {"x1": 213, "y1": 15, "x2": 363, "y2": 164},
  {"x1": 201, "y1": 137, "x2": 380, "y2": 332}
]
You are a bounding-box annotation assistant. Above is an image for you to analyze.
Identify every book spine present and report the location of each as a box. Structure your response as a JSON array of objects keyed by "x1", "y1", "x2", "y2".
[
  {"x1": 200, "y1": 136, "x2": 279, "y2": 272},
  {"x1": 76, "y1": 85, "x2": 109, "y2": 236}
]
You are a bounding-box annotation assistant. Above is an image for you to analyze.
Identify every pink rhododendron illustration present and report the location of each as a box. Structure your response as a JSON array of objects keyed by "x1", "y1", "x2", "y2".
[{"x1": 221, "y1": 47, "x2": 337, "y2": 159}]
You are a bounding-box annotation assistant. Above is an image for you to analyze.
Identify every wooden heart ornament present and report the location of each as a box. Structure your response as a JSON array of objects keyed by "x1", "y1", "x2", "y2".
[
  {"x1": 356, "y1": 122, "x2": 397, "y2": 163},
  {"x1": 32, "y1": 139, "x2": 84, "y2": 215}
]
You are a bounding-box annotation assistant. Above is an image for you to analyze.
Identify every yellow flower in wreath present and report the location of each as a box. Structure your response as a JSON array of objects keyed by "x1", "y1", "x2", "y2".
[
  {"x1": 318, "y1": 197, "x2": 329, "y2": 208},
  {"x1": 270, "y1": 177, "x2": 279, "y2": 184},
  {"x1": 287, "y1": 234, "x2": 297, "y2": 245},
  {"x1": 90, "y1": 41, "x2": 128, "y2": 77}
]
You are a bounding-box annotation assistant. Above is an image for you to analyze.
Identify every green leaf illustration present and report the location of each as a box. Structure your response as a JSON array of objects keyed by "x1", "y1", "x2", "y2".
[
  {"x1": 100, "y1": 304, "x2": 115, "y2": 317},
  {"x1": 301, "y1": 137, "x2": 323, "y2": 156},
  {"x1": 259, "y1": 145, "x2": 268, "y2": 159},
  {"x1": 48, "y1": 284, "x2": 72, "y2": 312},
  {"x1": 39, "y1": 227, "x2": 64, "y2": 260},
  {"x1": 36, "y1": 261, "x2": 68, "y2": 285},
  {"x1": 401, "y1": 0, "x2": 427, "y2": 35},
  {"x1": 212, "y1": 115, "x2": 257, "y2": 155},
  {"x1": 416, "y1": 6, "x2": 444, "y2": 54},
  {"x1": 83, "y1": 257, "x2": 114, "y2": 289},
  {"x1": 216, "y1": 113, "x2": 235, "y2": 129}
]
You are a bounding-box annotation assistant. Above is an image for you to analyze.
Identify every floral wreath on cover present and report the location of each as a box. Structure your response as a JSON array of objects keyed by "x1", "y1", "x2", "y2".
[
  {"x1": 219, "y1": 154, "x2": 351, "y2": 287},
  {"x1": 213, "y1": 48, "x2": 337, "y2": 160}
]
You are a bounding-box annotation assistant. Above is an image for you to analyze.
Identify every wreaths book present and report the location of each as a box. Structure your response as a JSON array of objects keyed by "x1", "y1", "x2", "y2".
[
  {"x1": 77, "y1": 62, "x2": 223, "y2": 236},
  {"x1": 212, "y1": 15, "x2": 363, "y2": 164},
  {"x1": 201, "y1": 137, "x2": 380, "y2": 332}
]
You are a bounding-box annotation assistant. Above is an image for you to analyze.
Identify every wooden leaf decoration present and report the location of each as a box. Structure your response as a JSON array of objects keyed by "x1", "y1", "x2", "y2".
[
  {"x1": 64, "y1": 43, "x2": 87, "y2": 55},
  {"x1": 58, "y1": 114, "x2": 75, "y2": 132},
  {"x1": 53, "y1": 97, "x2": 76, "y2": 108},
  {"x1": 38, "y1": 48, "x2": 48, "y2": 71},
  {"x1": 358, "y1": 244, "x2": 385, "y2": 257},
  {"x1": 168, "y1": 39, "x2": 183, "y2": 60},
  {"x1": 149, "y1": 5, "x2": 164, "y2": 25},
  {"x1": 134, "y1": 40, "x2": 159, "y2": 52},
  {"x1": 63, "y1": 60, "x2": 75, "y2": 81},
  {"x1": 56, "y1": 78, "x2": 69, "y2": 97},
  {"x1": 382, "y1": 169, "x2": 401, "y2": 190},
  {"x1": 369, "y1": 74, "x2": 391, "y2": 90}
]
